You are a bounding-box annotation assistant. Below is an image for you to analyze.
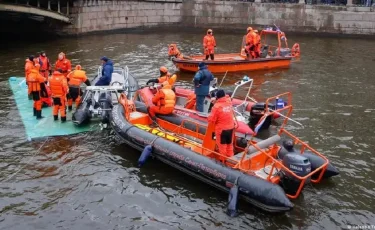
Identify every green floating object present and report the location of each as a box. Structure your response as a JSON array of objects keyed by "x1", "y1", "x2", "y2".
[{"x1": 8, "y1": 77, "x2": 97, "y2": 141}]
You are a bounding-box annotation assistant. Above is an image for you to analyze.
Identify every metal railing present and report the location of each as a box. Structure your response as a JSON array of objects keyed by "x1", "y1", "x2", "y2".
[
  {"x1": 214, "y1": 0, "x2": 373, "y2": 6},
  {"x1": 2, "y1": 0, "x2": 71, "y2": 15}
]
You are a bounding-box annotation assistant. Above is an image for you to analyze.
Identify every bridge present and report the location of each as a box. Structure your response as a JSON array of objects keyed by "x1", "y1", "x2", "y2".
[{"x1": 0, "y1": 0, "x2": 71, "y2": 24}]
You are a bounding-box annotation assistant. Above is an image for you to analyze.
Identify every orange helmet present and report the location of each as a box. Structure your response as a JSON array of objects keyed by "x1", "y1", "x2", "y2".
[
  {"x1": 75, "y1": 65, "x2": 82, "y2": 70},
  {"x1": 247, "y1": 27, "x2": 253, "y2": 32},
  {"x1": 207, "y1": 29, "x2": 213, "y2": 34},
  {"x1": 160, "y1": 66, "x2": 168, "y2": 74}
]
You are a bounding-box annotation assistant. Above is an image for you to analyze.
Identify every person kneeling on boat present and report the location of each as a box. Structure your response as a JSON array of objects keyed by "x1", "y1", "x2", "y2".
[
  {"x1": 194, "y1": 62, "x2": 214, "y2": 113},
  {"x1": 208, "y1": 89, "x2": 235, "y2": 158},
  {"x1": 49, "y1": 69, "x2": 69, "y2": 122},
  {"x1": 95, "y1": 56, "x2": 114, "y2": 86},
  {"x1": 148, "y1": 81, "x2": 176, "y2": 121},
  {"x1": 146, "y1": 66, "x2": 177, "y2": 87},
  {"x1": 27, "y1": 64, "x2": 48, "y2": 119},
  {"x1": 67, "y1": 65, "x2": 91, "y2": 111}
]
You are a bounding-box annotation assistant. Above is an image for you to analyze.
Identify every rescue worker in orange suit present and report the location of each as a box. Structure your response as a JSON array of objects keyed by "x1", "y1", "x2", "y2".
[
  {"x1": 27, "y1": 64, "x2": 48, "y2": 119},
  {"x1": 25, "y1": 56, "x2": 35, "y2": 100},
  {"x1": 49, "y1": 69, "x2": 69, "y2": 122},
  {"x1": 148, "y1": 81, "x2": 176, "y2": 121},
  {"x1": 25, "y1": 56, "x2": 35, "y2": 78},
  {"x1": 208, "y1": 89, "x2": 235, "y2": 158},
  {"x1": 146, "y1": 66, "x2": 177, "y2": 87},
  {"x1": 203, "y1": 29, "x2": 216, "y2": 61},
  {"x1": 54, "y1": 52, "x2": 72, "y2": 77},
  {"x1": 39, "y1": 51, "x2": 51, "y2": 83},
  {"x1": 245, "y1": 27, "x2": 256, "y2": 60},
  {"x1": 253, "y1": 30, "x2": 261, "y2": 58},
  {"x1": 66, "y1": 65, "x2": 91, "y2": 111}
]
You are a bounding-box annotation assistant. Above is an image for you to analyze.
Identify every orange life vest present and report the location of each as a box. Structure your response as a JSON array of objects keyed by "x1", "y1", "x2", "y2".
[
  {"x1": 55, "y1": 59, "x2": 71, "y2": 73},
  {"x1": 254, "y1": 33, "x2": 261, "y2": 45},
  {"x1": 158, "y1": 87, "x2": 176, "y2": 108},
  {"x1": 209, "y1": 96, "x2": 235, "y2": 131},
  {"x1": 27, "y1": 69, "x2": 44, "y2": 92},
  {"x1": 203, "y1": 35, "x2": 216, "y2": 50},
  {"x1": 67, "y1": 70, "x2": 87, "y2": 87},
  {"x1": 39, "y1": 56, "x2": 50, "y2": 71},
  {"x1": 246, "y1": 31, "x2": 256, "y2": 46},
  {"x1": 158, "y1": 73, "x2": 176, "y2": 86},
  {"x1": 49, "y1": 72, "x2": 68, "y2": 97},
  {"x1": 25, "y1": 59, "x2": 34, "y2": 78}
]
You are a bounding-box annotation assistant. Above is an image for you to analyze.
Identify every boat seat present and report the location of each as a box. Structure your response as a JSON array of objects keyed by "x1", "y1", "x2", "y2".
[
  {"x1": 110, "y1": 73, "x2": 125, "y2": 85},
  {"x1": 227, "y1": 135, "x2": 281, "y2": 163},
  {"x1": 176, "y1": 96, "x2": 188, "y2": 107},
  {"x1": 155, "y1": 113, "x2": 207, "y2": 135}
]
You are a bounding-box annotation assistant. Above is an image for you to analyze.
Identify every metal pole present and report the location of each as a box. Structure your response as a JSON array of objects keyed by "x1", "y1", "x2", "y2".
[
  {"x1": 26, "y1": 0, "x2": 29, "y2": 5},
  {"x1": 67, "y1": 1, "x2": 69, "y2": 15},
  {"x1": 58, "y1": 0, "x2": 60, "y2": 13},
  {"x1": 48, "y1": 0, "x2": 51, "y2": 10},
  {"x1": 37, "y1": 0, "x2": 40, "y2": 8}
]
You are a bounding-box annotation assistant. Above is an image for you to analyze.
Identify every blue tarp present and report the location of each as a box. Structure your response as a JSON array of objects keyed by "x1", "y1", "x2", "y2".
[{"x1": 8, "y1": 77, "x2": 96, "y2": 140}]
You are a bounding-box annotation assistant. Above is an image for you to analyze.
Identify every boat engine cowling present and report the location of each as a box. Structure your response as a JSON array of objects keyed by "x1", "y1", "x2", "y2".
[
  {"x1": 279, "y1": 150, "x2": 311, "y2": 196},
  {"x1": 99, "y1": 91, "x2": 113, "y2": 124},
  {"x1": 249, "y1": 102, "x2": 275, "y2": 130}
]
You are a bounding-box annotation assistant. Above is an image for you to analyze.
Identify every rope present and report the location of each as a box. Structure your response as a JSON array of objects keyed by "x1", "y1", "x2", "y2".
[{"x1": 2, "y1": 137, "x2": 49, "y2": 183}]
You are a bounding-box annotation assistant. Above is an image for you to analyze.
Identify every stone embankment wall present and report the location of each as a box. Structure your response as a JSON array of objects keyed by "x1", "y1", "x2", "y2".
[{"x1": 64, "y1": 0, "x2": 375, "y2": 35}]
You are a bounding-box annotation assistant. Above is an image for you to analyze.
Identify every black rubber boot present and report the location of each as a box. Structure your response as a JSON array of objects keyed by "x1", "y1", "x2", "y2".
[
  {"x1": 33, "y1": 108, "x2": 37, "y2": 116},
  {"x1": 68, "y1": 106, "x2": 72, "y2": 111},
  {"x1": 61, "y1": 116, "x2": 66, "y2": 123},
  {"x1": 54, "y1": 115, "x2": 58, "y2": 121},
  {"x1": 205, "y1": 55, "x2": 209, "y2": 60},
  {"x1": 210, "y1": 54, "x2": 214, "y2": 60},
  {"x1": 36, "y1": 110, "x2": 44, "y2": 119}
]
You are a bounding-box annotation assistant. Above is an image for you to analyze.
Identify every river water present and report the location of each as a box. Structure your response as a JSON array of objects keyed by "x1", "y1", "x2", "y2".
[{"x1": 0, "y1": 31, "x2": 375, "y2": 230}]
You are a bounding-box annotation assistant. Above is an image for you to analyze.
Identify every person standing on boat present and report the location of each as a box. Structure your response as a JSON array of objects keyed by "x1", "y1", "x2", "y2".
[
  {"x1": 39, "y1": 51, "x2": 51, "y2": 83},
  {"x1": 208, "y1": 89, "x2": 235, "y2": 158},
  {"x1": 95, "y1": 56, "x2": 114, "y2": 86},
  {"x1": 203, "y1": 29, "x2": 216, "y2": 61},
  {"x1": 27, "y1": 64, "x2": 48, "y2": 119},
  {"x1": 66, "y1": 65, "x2": 91, "y2": 111},
  {"x1": 193, "y1": 62, "x2": 214, "y2": 113},
  {"x1": 253, "y1": 30, "x2": 261, "y2": 58},
  {"x1": 54, "y1": 52, "x2": 72, "y2": 78},
  {"x1": 146, "y1": 66, "x2": 177, "y2": 87},
  {"x1": 148, "y1": 81, "x2": 176, "y2": 121},
  {"x1": 245, "y1": 27, "x2": 256, "y2": 60},
  {"x1": 49, "y1": 69, "x2": 69, "y2": 122}
]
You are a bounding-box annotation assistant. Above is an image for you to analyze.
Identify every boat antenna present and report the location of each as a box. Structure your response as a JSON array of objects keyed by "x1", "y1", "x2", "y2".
[{"x1": 218, "y1": 70, "x2": 228, "y2": 88}]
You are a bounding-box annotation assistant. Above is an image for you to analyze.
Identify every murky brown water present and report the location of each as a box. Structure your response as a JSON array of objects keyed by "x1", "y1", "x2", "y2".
[{"x1": 1, "y1": 31, "x2": 375, "y2": 230}]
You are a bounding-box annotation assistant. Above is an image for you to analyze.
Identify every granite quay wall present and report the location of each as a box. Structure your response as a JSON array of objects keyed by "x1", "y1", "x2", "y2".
[{"x1": 63, "y1": 0, "x2": 375, "y2": 36}]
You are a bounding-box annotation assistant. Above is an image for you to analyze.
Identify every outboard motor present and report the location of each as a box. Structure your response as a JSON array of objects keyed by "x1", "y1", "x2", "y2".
[
  {"x1": 249, "y1": 102, "x2": 275, "y2": 130},
  {"x1": 72, "y1": 97, "x2": 92, "y2": 126},
  {"x1": 99, "y1": 91, "x2": 113, "y2": 124},
  {"x1": 278, "y1": 139, "x2": 312, "y2": 195}
]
